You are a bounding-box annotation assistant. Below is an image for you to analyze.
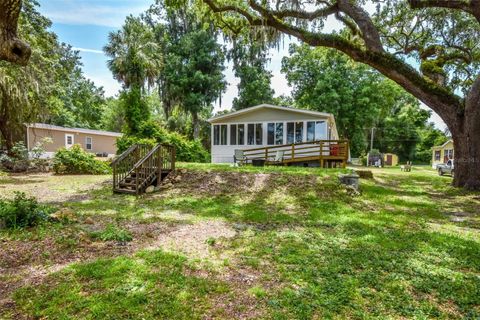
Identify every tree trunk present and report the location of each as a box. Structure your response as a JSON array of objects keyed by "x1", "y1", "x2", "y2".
[
  {"x1": 192, "y1": 112, "x2": 200, "y2": 140},
  {"x1": 449, "y1": 108, "x2": 480, "y2": 190},
  {"x1": 0, "y1": 0, "x2": 31, "y2": 65}
]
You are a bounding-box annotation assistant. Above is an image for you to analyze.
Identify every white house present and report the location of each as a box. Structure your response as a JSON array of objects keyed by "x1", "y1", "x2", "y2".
[{"x1": 208, "y1": 104, "x2": 340, "y2": 163}]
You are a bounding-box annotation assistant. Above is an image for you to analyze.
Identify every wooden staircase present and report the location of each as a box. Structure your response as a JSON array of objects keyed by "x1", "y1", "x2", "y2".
[{"x1": 112, "y1": 144, "x2": 175, "y2": 195}]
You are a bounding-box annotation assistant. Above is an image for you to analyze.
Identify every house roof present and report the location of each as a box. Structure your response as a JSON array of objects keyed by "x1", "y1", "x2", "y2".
[
  {"x1": 26, "y1": 123, "x2": 123, "y2": 137},
  {"x1": 432, "y1": 139, "x2": 453, "y2": 149},
  {"x1": 208, "y1": 104, "x2": 334, "y2": 123}
]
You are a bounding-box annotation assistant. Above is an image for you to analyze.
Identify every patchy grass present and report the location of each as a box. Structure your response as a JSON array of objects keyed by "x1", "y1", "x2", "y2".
[{"x1": 1, "y1": 164, "x2": 479, "y2": 319}]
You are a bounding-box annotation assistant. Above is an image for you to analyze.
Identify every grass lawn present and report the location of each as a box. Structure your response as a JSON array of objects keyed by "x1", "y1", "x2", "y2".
[{"x1": 0, "y1": 164, "x2": 479, "y2": 319}]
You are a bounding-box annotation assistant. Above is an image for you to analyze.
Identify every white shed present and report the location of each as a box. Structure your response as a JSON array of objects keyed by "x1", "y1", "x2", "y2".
[{"x1": 208, "y1": 104, "x2": 340, "y2": 163}]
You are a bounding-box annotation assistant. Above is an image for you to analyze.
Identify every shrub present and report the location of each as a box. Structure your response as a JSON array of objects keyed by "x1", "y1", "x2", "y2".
[
  {"x1": 53, "y1": 145, "x2": 111, "y2": 175},
  {"x1": 90, "y1": 224, "x2": 133, "y2": 242},
  {"x1": 0, "y1": 142, "x2": 30, "y2": 172},
  {"x1": 117, "y1": 120, "x2": 210, "y2": 163},
  {"x1": 0, "y1": 192, "x2": 54, "y2": 229}
]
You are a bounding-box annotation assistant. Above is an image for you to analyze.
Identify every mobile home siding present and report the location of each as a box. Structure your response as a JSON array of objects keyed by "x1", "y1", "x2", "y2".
[{"x1": 27, "y1": 127, "x2": 119, "y2": 156}]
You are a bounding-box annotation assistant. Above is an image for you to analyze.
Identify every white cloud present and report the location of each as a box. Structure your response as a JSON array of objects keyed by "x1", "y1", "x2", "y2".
[{"x1": 73, "y1": 47, "x2": 104, "y2": 54}]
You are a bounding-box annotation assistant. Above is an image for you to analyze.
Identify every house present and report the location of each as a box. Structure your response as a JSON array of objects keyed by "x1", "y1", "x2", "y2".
[
  {"x1": 25, "y1": 123, "x2": 122, "y2": 158},
  {"x1": 383, "y1": 153, "x2": 399, "y2": 166},
  {"x1": 432, "y1": 139, "x2": 454, "y2": 168},
  {"x1": 208, "y1": 104, "x2": 344, "y2": 165}
]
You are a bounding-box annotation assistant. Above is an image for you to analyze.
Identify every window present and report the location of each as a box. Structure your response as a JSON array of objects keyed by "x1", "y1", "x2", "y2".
[
  {"x1": 445, "y1": 149, "x2": 454, "y2": 159},
  {"x1": 307, "y1": 121, "x2": 326, "y2": 142},
  {"x1": 213, "y1": 125, "x2": 219, "y2": 145},
  {"x1": 275, "y1": 123, "x2": 284, "y2": 145},
  {"x1": 220, "y1": 125, "x2": 227, "y2": 145},
  {"x1": 65, "y1": 134, "x2": 74, "y2": 148},
  {"x1": 213, "y1": 125, "x2": 227, "y2": 145},
  {"x1": 435, "y1": 150, "x2": 441, "y2": 161},
  {"x1": 238, "y1": 124, "x2": 245, "y2": 145},
  {"x1": 85, "y1": 137, "x2": 92, "y2": 150},
  {"x1": 230, "y1": 125, "x2": 237, "y2": 145},
  {"x1": 287, "y1": 122, "x2": 295, "y2": 144},
  {"x1": 267, "y1": 123, "x2": 275, "y2": 145},
  {"x1": 255, "y1": 124, "x2": 263, "y2": 145},
  {"x1": 287, "y1": 122, "x2": 304, "y2": 144},
  {"x1": 247, "y1": 124, "x2": 255, "y2": 145}
]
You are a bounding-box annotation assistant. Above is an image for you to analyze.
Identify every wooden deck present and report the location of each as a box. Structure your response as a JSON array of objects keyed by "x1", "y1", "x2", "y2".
[{"x1": 242, "y1": 140, "x2": 349, "y2": 168}]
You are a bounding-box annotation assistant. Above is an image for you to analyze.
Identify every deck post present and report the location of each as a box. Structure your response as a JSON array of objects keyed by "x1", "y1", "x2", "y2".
[
  {"x1": 171, "y1": 147, "x2": 176, "y2": 171},
  {"x1": 157, "y1": 145, "x2": 163, "y2": 187},
  {"x1": 291, "y1": 144, "x2": 295, "y2": 161},
  {"x1": 264, "y1": 147, "x2": 268, "y2": 160},
  {"x1": 319, "y1": 141, "x2": 324, "y2": 168}
]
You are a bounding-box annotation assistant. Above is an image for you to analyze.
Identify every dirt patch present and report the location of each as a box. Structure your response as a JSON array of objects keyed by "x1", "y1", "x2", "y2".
[
  {"x1": 145, "y1": 220, "x2": 236, "y2": 260},
  {"x1": 0, "y1": 173, "x2": 110, "y2": 203}
]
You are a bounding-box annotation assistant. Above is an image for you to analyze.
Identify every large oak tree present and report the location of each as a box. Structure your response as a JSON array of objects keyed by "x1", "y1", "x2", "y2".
[{"x1": 187, "y1": 0, "x2": 480, "y2": 189}]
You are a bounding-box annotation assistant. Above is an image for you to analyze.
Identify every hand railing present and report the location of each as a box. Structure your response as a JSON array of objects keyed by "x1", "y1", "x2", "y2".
[{"x1": 112, "y1": 144, "x2": 151, "y2": 191}]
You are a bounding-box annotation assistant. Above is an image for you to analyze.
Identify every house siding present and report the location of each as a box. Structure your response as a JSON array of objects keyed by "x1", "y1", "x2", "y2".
[
  {"x1": 431, "y1": 140, "x2": 454, "y2": 169},
  {"x1": 27, "y1": 127, "x2": 119, "y2": 156}
]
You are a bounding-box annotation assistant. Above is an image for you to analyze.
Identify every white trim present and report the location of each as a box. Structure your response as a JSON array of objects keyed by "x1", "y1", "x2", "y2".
[
  {"x1": 65, "y1": 134, "x2": 74, "y2": 148},
  {"x1": 208, "y1": 104, "x2": 334, "y2": 123}
]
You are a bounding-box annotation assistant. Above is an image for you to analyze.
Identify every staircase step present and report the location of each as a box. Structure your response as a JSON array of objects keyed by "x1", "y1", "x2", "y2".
[{"x1": 113, "y1": 188, "x2": 137, "y2": 194}]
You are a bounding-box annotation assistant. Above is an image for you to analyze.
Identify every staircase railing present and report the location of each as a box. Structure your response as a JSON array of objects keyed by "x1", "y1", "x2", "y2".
[
  {"x1": 120, "y1": 143, "x2": 176, "y2": 194},
  {"x1": 112, "y1": 144, "x2": 150, "y2": 191}
]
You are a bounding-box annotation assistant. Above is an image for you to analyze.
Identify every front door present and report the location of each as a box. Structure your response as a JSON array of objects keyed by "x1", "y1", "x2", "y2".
[
  {"x1": 65, "y1": 134, "x2": 74, "y2": 148},
  {"x1": 386, "y1": 155, "x2": 392, "y2": 166}
]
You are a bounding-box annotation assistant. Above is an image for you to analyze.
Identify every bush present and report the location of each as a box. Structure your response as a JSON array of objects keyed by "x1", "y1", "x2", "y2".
[
  {"x1": 117, "y1": 120, "x2": 210, "y2": 163},
  {"x1": 0, "y1": 192, "x2": 54, "y2": 229},
  {"x1": 53, "y1": 145, "x2": 111, "y2": 174},
  {"x1": 90, "y1": 224, "x2": 133, "y2": 242},
  {"x1": 0, "y1": 142, "x2": 30, "y2": 172}
]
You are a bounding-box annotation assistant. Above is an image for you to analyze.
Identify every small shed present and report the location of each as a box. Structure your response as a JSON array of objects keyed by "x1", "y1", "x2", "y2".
[{"x1": 383, "y1": 153, "x2": 399, "y2": 166}]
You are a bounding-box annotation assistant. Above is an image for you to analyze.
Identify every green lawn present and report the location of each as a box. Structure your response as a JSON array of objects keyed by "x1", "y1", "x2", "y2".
[{"x1": 1, "y1": 164, "x2": 479, "y2": 319}]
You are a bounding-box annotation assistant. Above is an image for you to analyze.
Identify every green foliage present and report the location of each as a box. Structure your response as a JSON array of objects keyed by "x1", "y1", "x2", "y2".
[
  {"x1": 90, "y1": 224, "x2": 133, "y2": 242},
  {"x1": 117, "y1": 121, "x2": 210, "y2": 162},
  {"x1": 0, "y1": 192, "x2": 54, "y2": 229},
  {"x1": 230, "y1": 41, "x2": 274, "y2": 110},
  {"x1": 282, "y1": 45, "x2": 433, "y2": 160},
  {"x1": 0, "y1": 0, "x2": 107, "y2": 149},
  {"x1": 53, "y1": 145, "x2": 111, "y2": 175},
  {"x1": 0, "y1": 142, "x2": 30, "y2": 172},
  {"x1": 119, "y1": 87, "x2": 151, "y2": 134}
]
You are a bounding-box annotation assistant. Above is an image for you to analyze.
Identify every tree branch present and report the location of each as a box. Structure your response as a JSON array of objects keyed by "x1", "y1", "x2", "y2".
[
  {"x1": 408, "y1": 0, "x2": 480, "y2": 24},
  {"x1": 0, "y1": 0, "x2": 31, "y2": 65}
]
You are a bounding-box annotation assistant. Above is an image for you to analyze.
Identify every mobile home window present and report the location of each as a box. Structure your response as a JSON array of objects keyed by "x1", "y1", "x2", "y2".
[
  {"x1": 220, "y1": 125, "x2": 227, "y2": 145},
  {"x1": 255, "y1": 124, "x2": 263, "y2": 145},
  {"x1": 230, "y1": 124, "x2": 237, "y2": 145},
  {"x1": 247, "y1": 124, "x2": 255, "y2": 145},
  {"x1": 307, "y1": 121, "x2": 325, "y2": 142},
  {"x1": 287, "y1": 122, "x2": 304, "y2": 144},
  {"x1": 275, "y1": 123, "x2": 284, "y2": 145},
  {"x1": 267, "y1": 123, "x2": 275, "y2": 145},
  {"x1": 238, "y1": 124, "x2": 245, "y2": 145},
  {"x1": 435, "y1": 150, "x2": 441, "y2": 161},
  {"x1": 213, "y1": 125, "x2": 227, "y2": 145},
  {"x1": 287, "y1": 122, "x2": 295, "y2": 144},
  {"x1": 213, "y1": 125, "x2": 219, "y2": 145},
  {"x1": 85, "y1": 137, "x2": 93, "y2": 150}
]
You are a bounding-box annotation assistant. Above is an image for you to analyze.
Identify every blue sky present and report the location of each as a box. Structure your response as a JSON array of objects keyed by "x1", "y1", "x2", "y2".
[{"x1": 37, "y1": 0, "x2": 446, "y2": 129}]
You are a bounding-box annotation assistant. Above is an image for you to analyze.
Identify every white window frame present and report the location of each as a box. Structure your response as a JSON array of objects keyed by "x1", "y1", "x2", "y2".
[
  {"x1": 85, "y1": 136, "x2": 93, "y2": 150},
  {"x1": 65, "y1": 134, "x2": 74, "y2": 148}
]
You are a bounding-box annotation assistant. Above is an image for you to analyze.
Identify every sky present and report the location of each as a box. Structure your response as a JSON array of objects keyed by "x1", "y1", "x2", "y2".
[{"x1": 37, "y1": 0, "x2": 446, "y2": 130}]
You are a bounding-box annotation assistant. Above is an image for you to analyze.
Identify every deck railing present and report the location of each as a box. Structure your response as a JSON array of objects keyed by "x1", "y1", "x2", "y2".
[{"x1": 242, "y1": 140, "x2": 349, "y2": 166}]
